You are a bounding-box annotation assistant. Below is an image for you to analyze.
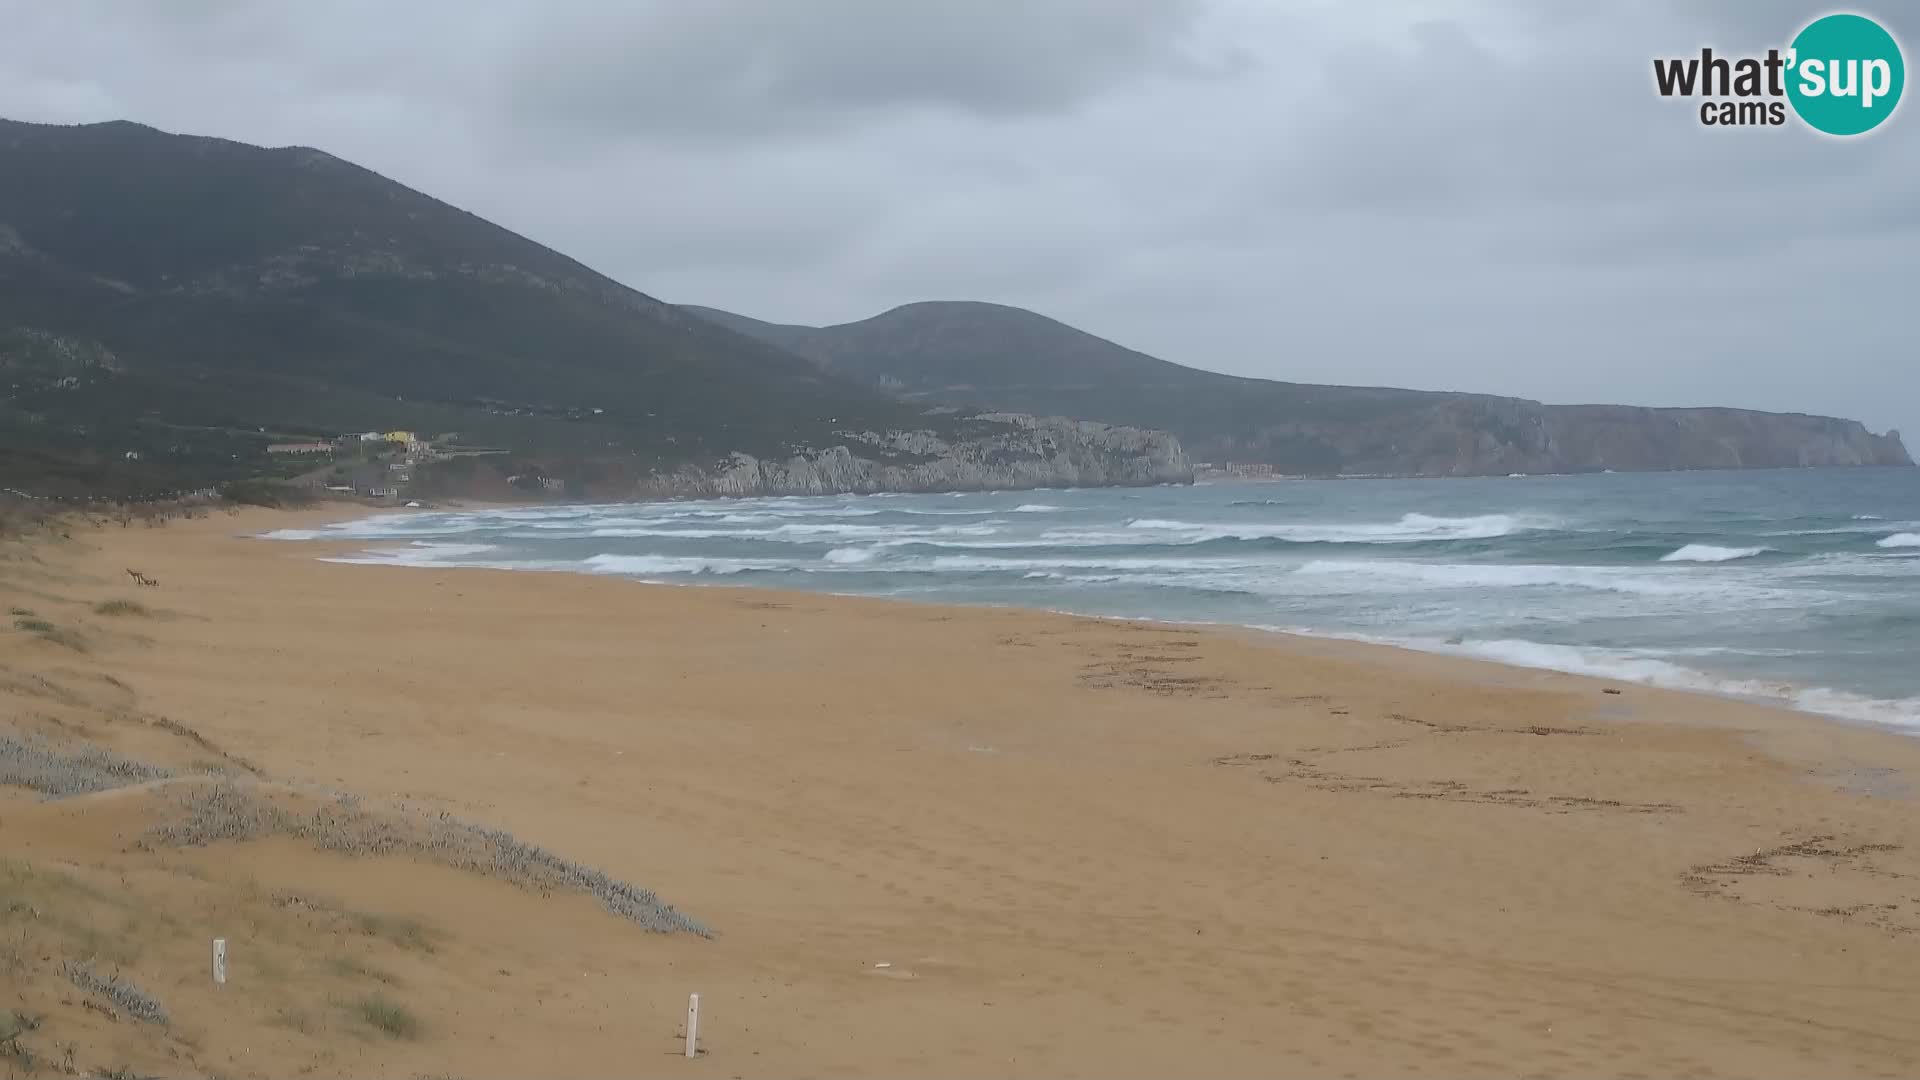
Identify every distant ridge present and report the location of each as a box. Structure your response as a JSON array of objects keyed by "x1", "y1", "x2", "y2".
[
  {"x1": 0, "y1": 119, "x2": 1185, "y2": 498},
  {"x1": 684, "y1": 301, "x2": 1911, "y2": 476}
]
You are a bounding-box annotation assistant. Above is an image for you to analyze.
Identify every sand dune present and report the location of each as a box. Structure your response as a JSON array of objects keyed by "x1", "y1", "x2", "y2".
[{"x1": 4, "y1": 507, "x2": 1920, "y2": 1077}]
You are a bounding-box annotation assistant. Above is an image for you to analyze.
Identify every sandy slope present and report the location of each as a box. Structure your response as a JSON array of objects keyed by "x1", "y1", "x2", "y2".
[{"x1": 4, "y1": 506, "x2": 1920, "y2": 1078}]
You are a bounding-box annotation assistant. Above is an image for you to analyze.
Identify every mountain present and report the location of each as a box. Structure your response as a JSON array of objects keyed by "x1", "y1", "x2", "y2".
[
  {"x1": 0, "y1": 120, "x2": 1186, "y2": 499},
  {"x1": 685, "y1": 301, "x2": 1912, "y2": 476}
]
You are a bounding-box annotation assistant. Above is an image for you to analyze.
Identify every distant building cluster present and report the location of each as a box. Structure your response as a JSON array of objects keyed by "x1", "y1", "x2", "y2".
[
  {"x1": 273, "y1": 429, "x2": 435, "y2": 499},
  {"x1": 258, "y1": 427, "x2": 513, "y2": 501},
  {"x1": 268, "y1": 430, "x2": 423, "y2": 456}
]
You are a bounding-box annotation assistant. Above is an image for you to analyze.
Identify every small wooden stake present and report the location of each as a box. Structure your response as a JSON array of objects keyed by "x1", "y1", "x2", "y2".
[
  {"x1": 211, "y1": 938, "x2": 227, "y2": 987},
  {"x1": 685, "y1": 992, "x2": 700, "y2": 1058}
]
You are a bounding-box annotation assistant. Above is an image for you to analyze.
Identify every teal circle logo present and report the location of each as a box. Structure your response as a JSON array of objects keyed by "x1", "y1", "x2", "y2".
[{"x1": 1787, "y1": 13, "x2": 1905, "y2": 135}]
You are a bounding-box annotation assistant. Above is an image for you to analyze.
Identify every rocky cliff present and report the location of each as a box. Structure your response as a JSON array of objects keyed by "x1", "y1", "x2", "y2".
[
  {"x1": 625, "y1": 414, "x2": 1191, "y2": 497},
  {"x1": 689, "y1": 301, "x2": 1912, "y2": 477},
  {"x1": 1241, "y1": 397, "x2": 1912, "y2": 477},
  {"x1": 1541, "y1": 407, "x2": 1907, "y2": 472}
]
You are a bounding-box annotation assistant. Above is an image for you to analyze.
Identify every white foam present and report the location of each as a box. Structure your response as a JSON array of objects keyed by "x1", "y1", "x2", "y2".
[
  {"x1": 582, "y1": 554, "x2": 778, "y2": 576},
  {"x1": 1659, "y1": 544, "x2": 1766, "y2": 563},
  {"x1": 777, "y1": 522, "x2": 997, "y2": 537},
  {"x1": 405, "y1": 542, "x2": 499, "y2": 557},
  {"x1": 260, "y1": 513, "x2": 492, "y2": 540},
  {"x1": 587, "y1": 522, "x2": 1000, "y2": 541},
  {"x1": 1012, "y1": 503, "x2": 1062, "y2": 513},
  {"x1": 823, "y1": 547, "x2": 877, "y2": 564},
  {"x1": 1437, "y1": 639, "x2": 1920, "y2": 730},
  {"x1": 1763, "y1": 520, "x2": 1919, "y2": 536},
  {"x1": 483, "y1": 507, "x2": 597, "y2": 522},
  {"x1": 1782, "y1": 553, "x2": 1920, "y2": 578},
  {"x1": 930, "y1": 554, "x2": 1252, "y2": 573},
  {"x1": 325, "y1": 542, "x2": 501, "y2": 567},
  {"x1": 1878, "y1": 533, "x2": 1920, "y2": 549},
  {"x1": 1261, "y1": 630, "x2": 1920, "y2": 731},
  {"x1": 1288, "y1": 559, "x2": 1778, "y2": 599},
  {"x1": 1122, "y1": 512, "x2": 1551, "y2": 544}
]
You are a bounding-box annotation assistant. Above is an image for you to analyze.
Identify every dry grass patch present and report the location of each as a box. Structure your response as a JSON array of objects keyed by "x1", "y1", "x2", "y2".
[
  {"x1": 12, "y1": 616, "x2": 88, "y2": 652},
  {"x1": 328, "y1": 955, "x2": 401, "y2": 986},
  {"x1": 0, "y1": 924, "x2": 34, "y2": 977},
  {"x1": 353, "y1": 911, "x2": 439, "y2": 954},
  {"x1": 62, "y1": 960, "x2": 169, "y2": 1026},
  {"x1": 352, "y1": 992, "x2": 422, "y2": 1039},
  {"x1": 92, "y1": 599, "x2": 150, "y2": 618},
  {"x1": 0, "y1": 733, "x2": 173, "y2": 797},
  {"x1": 273, "y1": 1006, "x2": 319, "y2": 1035},
  {"x1": 0, "y1": 850, "x2": 446, "y2": 1075},
  {"x1": 144, "y1": 782, "x2": 711, "y2": 935}
]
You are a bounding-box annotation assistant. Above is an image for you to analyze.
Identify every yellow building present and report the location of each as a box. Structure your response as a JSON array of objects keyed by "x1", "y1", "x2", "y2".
[{"x1": 383, "y1": 430, "x2": 417, "y2": 445}]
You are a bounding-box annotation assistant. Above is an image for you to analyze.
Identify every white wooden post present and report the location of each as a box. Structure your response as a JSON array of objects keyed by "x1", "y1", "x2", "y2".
[
  {"x1": 685, "y1": 992, "x2": 700, "y2": 1058},
  {"x1": 211, "y1": 938, "x2": 227, "y2": 987}
]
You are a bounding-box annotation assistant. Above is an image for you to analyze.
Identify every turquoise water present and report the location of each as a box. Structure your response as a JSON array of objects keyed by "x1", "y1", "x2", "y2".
[{"x1": 266, "y1": 467, "x2": 1920, "y2": 730}]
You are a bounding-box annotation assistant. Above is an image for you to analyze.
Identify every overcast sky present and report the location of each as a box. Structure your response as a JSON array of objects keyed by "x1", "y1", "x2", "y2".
[{"x1": 1, "y1": 1, "x2": 1913, "y2": 437}]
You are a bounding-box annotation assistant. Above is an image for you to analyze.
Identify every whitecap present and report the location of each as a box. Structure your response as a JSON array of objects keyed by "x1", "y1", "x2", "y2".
[
  {"x1": 1659, "y1": 544, "x2": 1766, "y2": 563},
  {"x1": 1122, "y1": 512, "x2": 1552, "y2": 544},
  {"x1": 582, "y1": 554, "x2": 779, "y2": 576},
  {"x1": 1288, "y1": 559, "x2": 1773, "y2": 599}
]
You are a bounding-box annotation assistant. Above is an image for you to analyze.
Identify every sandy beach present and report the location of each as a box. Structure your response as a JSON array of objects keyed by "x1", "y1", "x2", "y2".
[{"x1": 5, "y1": 505, "x2": 1920, "y2": 1078}]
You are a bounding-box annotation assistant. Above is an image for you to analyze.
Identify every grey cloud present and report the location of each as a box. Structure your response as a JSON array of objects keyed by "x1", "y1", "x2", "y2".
[
  {"x1": 500, "y1": 0, "x2": 1227, "y2": 141},
  {"x1": 1255, "y1": 0, "x2": 1919, "y2": 279}
]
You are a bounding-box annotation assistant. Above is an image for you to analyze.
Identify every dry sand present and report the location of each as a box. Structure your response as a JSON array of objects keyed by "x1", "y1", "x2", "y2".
[{"x1": 4, "y1": 505, "x2": 1920, "y2": 1078}]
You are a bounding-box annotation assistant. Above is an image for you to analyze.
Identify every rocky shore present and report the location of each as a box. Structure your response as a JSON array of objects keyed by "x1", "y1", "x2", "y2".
[{"x1": 630, "y1": 413, "x2": 1192, "y2": 498}]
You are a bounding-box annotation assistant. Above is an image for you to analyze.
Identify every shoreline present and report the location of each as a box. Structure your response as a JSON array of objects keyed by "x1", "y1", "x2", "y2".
[
  {"x1": 280, "y1": 500, "x2": 1920, "y2": 741},
  {"x1": 9, "y1": 505, "x2": 1920, "y2": 1077}
]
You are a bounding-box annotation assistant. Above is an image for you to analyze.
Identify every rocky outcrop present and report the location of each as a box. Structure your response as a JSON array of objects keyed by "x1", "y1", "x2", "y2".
[
  {"x1": 1540, "y1": 406, "x2": 1908, "y2": 472},
  {"x1": 1223, "y1": 398, "x2": 1911, "y2": 477},
  {"x1": 628, "y1": 414, "x2": 1191, "y2": 497},
  {"x1": 688, "y1": 301, "x2": 1912, "y2": 478}
]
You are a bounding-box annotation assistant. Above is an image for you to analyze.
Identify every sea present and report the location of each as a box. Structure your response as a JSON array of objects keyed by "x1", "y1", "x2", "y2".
[{"x1": 264, "y1": 467, "x2": 1920, "y2": 732}]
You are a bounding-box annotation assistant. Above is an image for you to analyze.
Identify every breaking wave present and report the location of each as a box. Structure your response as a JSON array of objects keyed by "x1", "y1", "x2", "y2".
[
  {"x1": 1123, "y1": 512, "x2": 1549, "y2": 544},
  {"x1": 1659, "y1": 544, "x2": 1767, "y2": 563},
  {"x1": 582, "y1": 554, "x2": 777, "y2": 576}
]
